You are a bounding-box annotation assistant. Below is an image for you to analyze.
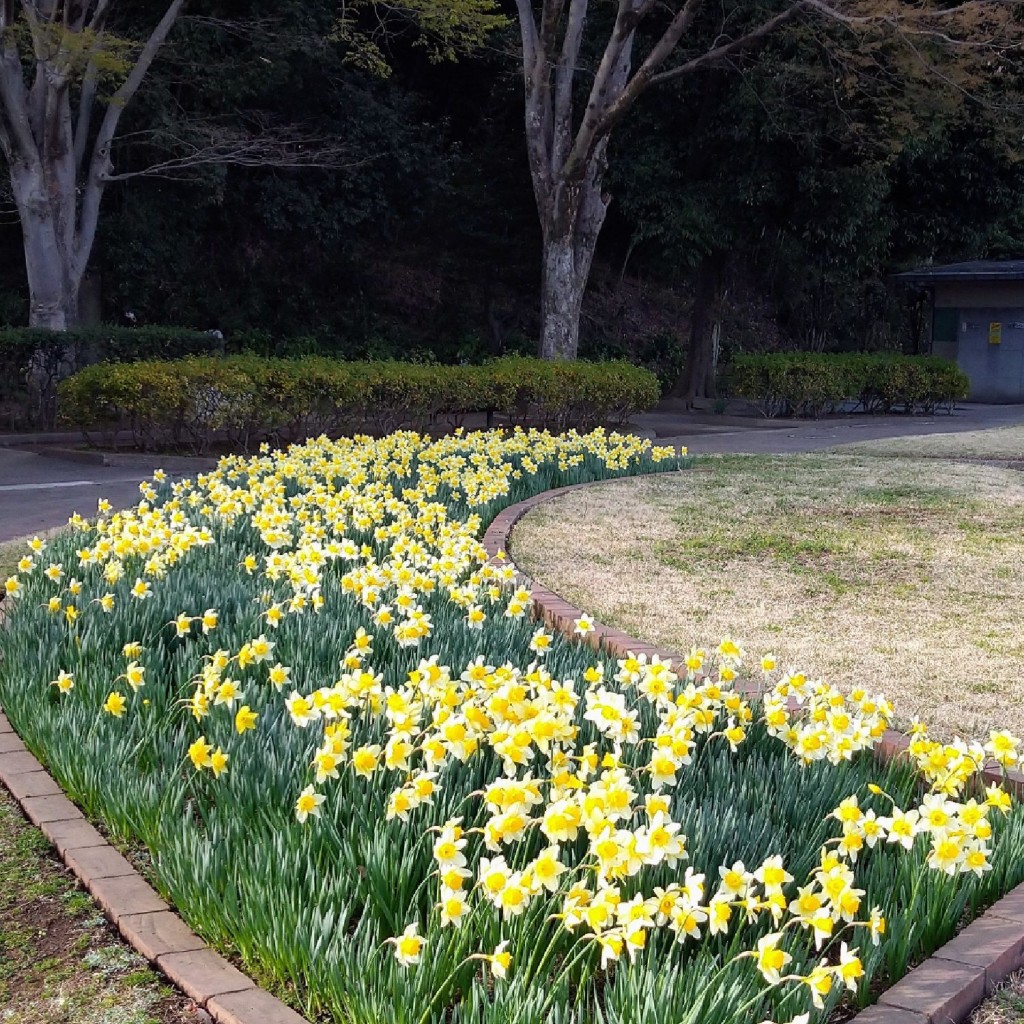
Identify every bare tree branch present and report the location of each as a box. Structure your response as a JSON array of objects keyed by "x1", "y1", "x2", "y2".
[
  {"x1": 650, "y1": 2, "x2": 807, "y2": 85},
  {"x1": 73, "y1": 61, "x2": 98, "y2": 172},
  {"x1": 0, "y1": 26, "x2": 39, "y2": 161},
  {"x1": 86, "y1": 0, "x2": 114, "y2": 32},
  {"x1": 72, "y1": 0, "x2": 116, "y2": 173},
  {"x1": 560, "y1": 0, "x2": 645, "y2": 182},
  {"x1": 0, "y1": 113, "x2": 13, "y2": 163},
  {"x1": 552, "y1": 0, "x2": 589, "y2": 169},
  {"x1": 539, "y1": 0, "x2": 567, "y2": 54},
  {"x1": 102, "y1": 121, "x2": 371, "y2": 181},
  {"x1": 514, "y1": 0, "x2": 540, "y2": 86},
  {"x1": 78, "y1": 0, "x2": 188, "y2": 276}
]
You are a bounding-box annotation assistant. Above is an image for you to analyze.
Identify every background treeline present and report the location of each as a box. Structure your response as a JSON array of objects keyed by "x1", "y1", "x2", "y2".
[{"x1": 1, "y1": 0, "x2": 1020, "y2": 381}]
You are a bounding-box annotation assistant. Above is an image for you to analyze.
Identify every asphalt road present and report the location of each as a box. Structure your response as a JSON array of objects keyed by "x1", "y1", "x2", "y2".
[
  {"x1": 0, "y1": 449, "x2": 165, "y2": 543},
  {"x1": 637, "y1": 401, "x2": 1024, "y2": 455}
]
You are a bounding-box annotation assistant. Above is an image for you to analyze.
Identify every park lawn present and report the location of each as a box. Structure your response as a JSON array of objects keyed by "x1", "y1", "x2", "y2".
[
  {"x1": 512, "y1": 452, "x2": 1024, "y2": 739},
  {"x1": 0, "y1": 786, "x2": 192, "y2": 1024},
  {"x1": 972, "y1": 971, "x2": 1024, "y2": 1024},
  {"x1": 838, "y1": 424, "x2": 1024, "y2": 461},
  {"x1": 0, "y1": 539, "x2": 22, "y2": 582},
  {"x1": 1, "y1": 527, "x2": 65, "y2": 583}
]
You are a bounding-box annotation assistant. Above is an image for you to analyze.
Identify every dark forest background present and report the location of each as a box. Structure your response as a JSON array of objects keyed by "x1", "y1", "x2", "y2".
[{"x1": 2, "y1": 0, "x2": 1021, "y2": 381}]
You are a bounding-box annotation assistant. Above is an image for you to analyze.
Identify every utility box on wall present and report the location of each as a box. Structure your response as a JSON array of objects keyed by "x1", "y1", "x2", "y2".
[{"x1": 895, "y1": 261, "x2": 1024, "y2": 402}]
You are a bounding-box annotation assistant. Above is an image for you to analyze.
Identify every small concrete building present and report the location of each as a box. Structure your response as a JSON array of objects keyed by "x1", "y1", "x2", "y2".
[{"x1": 896, "y1": 260, "x2": 1024, "y2": 402}]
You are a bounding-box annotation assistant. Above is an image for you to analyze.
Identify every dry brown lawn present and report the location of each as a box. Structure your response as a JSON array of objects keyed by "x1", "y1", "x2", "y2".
[
  {"x1": 512, "y1": 454, "x2": 1024, "y2": 739},
  {"x1": 0, "y1": 528, "x2": 63, "y2": 582},
  {"x1": 971, "y1": 971, "x2": 1024, "y2": 1024},
  {"x1": 839, "y1": 424, "x2": 1024, "y2": 460}
]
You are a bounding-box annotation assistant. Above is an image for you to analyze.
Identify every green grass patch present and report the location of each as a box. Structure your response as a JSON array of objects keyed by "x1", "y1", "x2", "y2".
[{"x1": 0, "y1": 788, "x2": 186, "y2": 1023}]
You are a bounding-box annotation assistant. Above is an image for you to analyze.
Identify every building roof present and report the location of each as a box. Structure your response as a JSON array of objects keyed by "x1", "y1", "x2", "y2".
[{"x1": 895, "y1": 260, "x2": 1024, "y2": 284}]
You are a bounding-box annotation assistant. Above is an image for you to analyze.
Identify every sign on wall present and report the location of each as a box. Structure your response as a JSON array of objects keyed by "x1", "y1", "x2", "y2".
[{"x1": 989, "y1": 322, "x2": 1003, "y2": 345}]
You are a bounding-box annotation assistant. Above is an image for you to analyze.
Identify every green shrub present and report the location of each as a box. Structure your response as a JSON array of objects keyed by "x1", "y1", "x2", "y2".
[
  {"x1": 0, "y1": 326, "x2": 225, "y2": 429},
  {"x1": 57, "y1": 356, "x2": 663, "y2": 452},
  {"x1": 727, "y1": 353, "x2": 969, "y2": 418},
  {"x1": 484, "y1": 357, "x2": 661, "y2": 429}
]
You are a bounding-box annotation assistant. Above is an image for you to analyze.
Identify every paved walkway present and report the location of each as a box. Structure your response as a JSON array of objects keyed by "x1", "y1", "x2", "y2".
[
  {"x1": 634, "y1": 400, "x2": 1024, "y2": 455},
  {"x1": 1, "y1": 402, "x2": 1022, "y2": 543},
  {"x1": 0, "y1": 449, "x2": 162, "y2": 543}
]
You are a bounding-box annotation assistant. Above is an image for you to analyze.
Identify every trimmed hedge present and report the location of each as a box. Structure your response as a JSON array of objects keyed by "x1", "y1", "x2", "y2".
[
  {"x1": 57, "y1": 355, "x2": 661, "y2": 452},
  {"x1": 727, "y1": 353, "x2": 970, "y2": 418},
  {"x1": 0, "y1": 326, "x2": 228, "y2": 429}
]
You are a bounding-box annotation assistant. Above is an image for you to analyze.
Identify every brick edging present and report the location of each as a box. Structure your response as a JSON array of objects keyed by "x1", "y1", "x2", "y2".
[
  {"x1": 0, "y1": 711, "x2": 307, "y2": 1024},
  {"x1": 485, "y1": 478, "x2": 1024, "y2": 1024}
]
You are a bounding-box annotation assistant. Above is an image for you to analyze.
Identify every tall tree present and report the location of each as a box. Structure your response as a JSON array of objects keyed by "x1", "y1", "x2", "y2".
[
  {"x1": 511, "y1": 0, "x2": 1020, "y2": 360},
  {"x1": 0, "y1": 1, "x2": 358, "y2": 330},
  {"x1": 0, "y1": 1, "x2": 191, "y2": 329}
]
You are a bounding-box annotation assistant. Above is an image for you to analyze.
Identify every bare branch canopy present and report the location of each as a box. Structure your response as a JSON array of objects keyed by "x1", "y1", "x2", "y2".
[
  {"x1": 506, "y1": 0, "x2": 1021, "y2": 359},
  {"x1": 0, "y1": 0, "x2": 360, "y2": 331}
]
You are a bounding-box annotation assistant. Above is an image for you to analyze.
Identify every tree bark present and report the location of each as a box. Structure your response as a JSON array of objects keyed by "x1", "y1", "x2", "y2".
[
  {"x1": 508, "y1": 0, "x2": 858, "y2": 364},
  {"x1": 540, "y1": 230, "x2": 584, "y2": 359},
  {"x1": 0, "y1": 0, "x2": 188, "y2": 332},
  {"x1": 673, "y1": 250, "x2": 724, "y2": 403},
  {"x1": 10, "y1": 162, "x2": 81, "y2": 329}
]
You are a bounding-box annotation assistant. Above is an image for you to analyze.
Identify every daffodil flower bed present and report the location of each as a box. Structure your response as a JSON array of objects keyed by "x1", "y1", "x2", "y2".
[{"x1": 2, "y1": 428, "x2": 1024, "y2": 1024}]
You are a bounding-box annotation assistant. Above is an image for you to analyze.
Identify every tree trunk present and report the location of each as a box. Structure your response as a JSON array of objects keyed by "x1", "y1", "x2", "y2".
[
  {"x1": 24, "y1": 233, "x2": 81, "y2": 330},
  {"x1": 672, "y1": 250, "x2": 725, "y2": 403},
  {"x1": 9, "y1": 150, "x2": 82, "y2": 330},
  {"x1": 539, "y1": 230, "x2": 585, "y2": 359},
  {"x1": 537, "y1": 148, "x2": 612, "y2": 360}
]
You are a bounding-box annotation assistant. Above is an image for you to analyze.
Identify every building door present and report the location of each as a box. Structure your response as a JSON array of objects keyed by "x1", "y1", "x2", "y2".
[{"x1": 957, "y1": 309, "x2": 1024, "y2": 401}]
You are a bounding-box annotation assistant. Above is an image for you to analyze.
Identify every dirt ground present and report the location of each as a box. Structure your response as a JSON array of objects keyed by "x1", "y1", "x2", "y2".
[{"x1": 0, "y1": 785, "x2": 197, "y2": 1024}]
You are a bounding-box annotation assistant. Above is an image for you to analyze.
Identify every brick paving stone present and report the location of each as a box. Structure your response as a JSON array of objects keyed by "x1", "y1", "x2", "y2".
[
  {"x1": 5, "y1": 769, "x2": 62, "y2": 800},
  {"x1": 877, "y1": 958, "x2": 985, "y2": 1023},
  {"x1": 0, "y1": 712, "x2": 12, "y2": 733},
  {"x1": 119, "y1": 910, "x2": 206, "y2": 961},
  {"x1": 64, "y1": 845, "x2": 136, "y2": 882},
  {"x1": 0, "y1": 748, "x2": 44, "y2": 779},
  {"x1": 877, "y1": 732, "x2": 912, "y2": 760},
  {"x1": 88, "y1": 873, "x2": 166, "y2": 920},
  {"x1": 932, "y1": 914, "x2": 1024, "y2": 992},
  {"x1": 40, "y1": 816, "x2": 107, "y2": 851},
  {"x1": 156, "y1": 949, "x2": 255, "y2": 1005},
  {"x1": 0, "y1": 732, "x2": 25, "y2": 753},
  {"x1": 207, "y1": 988, "x2": 309, "y2": 1024},
  {"x1": 20, "y1": 792, "x2": 82, "y2": 825},
  {"x1": 849, "y1": 1006, "x2": 929, "y2": 1024},
  {"x1": 985, "y1": 884, "x2": 1024, "y2": 926}
]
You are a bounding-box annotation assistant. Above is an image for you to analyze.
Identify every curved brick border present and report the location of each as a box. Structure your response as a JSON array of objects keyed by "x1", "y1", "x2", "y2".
[
  {"x1": 485, "y1": 478, "x2": 1024, "y2": 1024},
  {"x1": 0, "y1": 704, "x2": 308, "y2": 1024}
]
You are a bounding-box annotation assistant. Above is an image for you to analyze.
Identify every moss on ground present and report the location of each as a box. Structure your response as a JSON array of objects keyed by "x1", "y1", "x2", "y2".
[{"x1": 0, "y1": 786, "x2": 193, "y2": 1024}]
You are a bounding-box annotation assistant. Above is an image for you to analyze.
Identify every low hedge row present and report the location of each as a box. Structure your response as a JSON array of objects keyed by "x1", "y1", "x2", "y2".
[
  {"x1": 0, "y1": 326, "x2": 228, "y2": 428},
  {"x1": 727, "y1": 353, "x2": 970, "y2": 418},
  {"x1": 57, "y1": 355, "x2": 661, "y2": 452}
]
